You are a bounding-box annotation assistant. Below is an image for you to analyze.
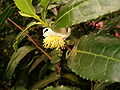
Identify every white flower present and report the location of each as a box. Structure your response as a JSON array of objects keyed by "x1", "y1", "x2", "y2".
[{"x1": 43, "y1": 28, "x2": 71, "y2": 50}]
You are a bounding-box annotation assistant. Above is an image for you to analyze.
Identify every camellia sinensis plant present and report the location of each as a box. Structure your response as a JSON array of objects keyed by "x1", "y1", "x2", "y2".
[{"x1": 3, "y1": 0, "x2": 120, "y2": 90}]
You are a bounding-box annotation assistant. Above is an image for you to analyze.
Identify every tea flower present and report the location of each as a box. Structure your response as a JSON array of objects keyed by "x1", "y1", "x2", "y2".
[{"x1": 43, "y1": 28, "x2": 71, "y2": 50}]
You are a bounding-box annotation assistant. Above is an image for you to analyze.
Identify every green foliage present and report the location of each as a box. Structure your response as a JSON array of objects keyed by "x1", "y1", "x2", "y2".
[
  {"x1": 11, "y1": 86, "x2": 27, "y2": 90},
  {"x1": 13, "y1": 0, "x2": 39, "y2": 20},
  {"x1": 40, "y1": 0, "x2": 52, "y2": 21},
  {"x1": 5, "y1": 46, "x2": 35, "y2": 80},
  {"x1": 31, "y1": 73, "x2": 61, "y2": 89},
  {"x1": 0, "y1": 5, "x2": 14, "y2": 28},
  {"x1": 44, "y1": 86, "x2": 82, "y2": 90},
  {"x1": 13, "y1": 21, "x2": 41, "y2": 51},
  {"x1": 68, "y1": 34, "x2": 120, "y2": 82},
  {"x1": 63, "y1": 73, "x2": 80, "y2": 84},
  {"x1": 28, "y1": 54, "x2": 46, "y2": 73},
  {"x1": 13, "y1": 0, "x2": 49, "y2": 26},
  {"x1": 44, "y1": 86, "x2": 73, "y2": 90},
  {"x1": 54, "y1": 0, "x2": 120, "y2": 29},
  {"x1": 1, "y1": 0, "x2": 120, "y2": 90},
  {"x1": 50, "y1": 50, "x2": 63, "y2": 64}
]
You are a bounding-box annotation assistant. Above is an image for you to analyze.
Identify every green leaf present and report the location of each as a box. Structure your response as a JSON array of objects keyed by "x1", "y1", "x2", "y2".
[
  {"x1": 13, "y1": 0, "x2": 40, "y2": 20},
  {"x1": 52, "y1": 0, "x2": 61, "y2": 2},
  {"x1": 54, "y1": 0, "x2": 120, "y2": 29},
  {"x1": 13, "y1": 21, "x2": 41, "y2": 51},
  {"x1": 63, "y1": 73, "x2": 80, "y2": 84},
  {"x1": 19, "y1": 11, "x2": 35, "y2": 17},
  {"x1": 0, "y1": 5, "x2": 14, "y2": 27},
  {"x1": 44, "y1": 86, "x2": 72, "y2": 90},
  {"x1": 50, "y1": 50, "x2": 63, "y2": 64},
  {"x1": 11, "y1": 86, "x2": 27, "y2": 90},
  {"x1": 31, "y1": 73, "x2": 61, "y2": 89},
  {"x1": 45, "y1": 86, "x2": 81, "y2": 90},
  {"x1": 40, "y1": 0, "x2": 52, "y2": 21},
  {"x1": 40, "y1": 0, "x2": 51, "y2": 10},
  {"x1": 5, "y1": 46, "x2": 35, "y2": 80},
  {"x1": 68, "y1": 34, "x2": 120, "y2": 82},
  {"x1": 29, "y1": 54, "x2": 46, "y2": 73},
  {"x1": 39, "y1": 63, "x2": 48, "y2": 79},
  {"x1": 93, "y1": 82, "x2": 112, "y2": 90}
]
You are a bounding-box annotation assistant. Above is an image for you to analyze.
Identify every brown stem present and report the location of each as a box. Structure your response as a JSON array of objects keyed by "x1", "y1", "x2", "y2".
[
  {"x1": 8, "y1": 18, "x2": 52, "y2": 59},
  {"x1": 55, "y1": 64, "x2": 61, "y2": 74},
  {"x1": 8, "y1": 18, "x2": 61, "y2": 73}
]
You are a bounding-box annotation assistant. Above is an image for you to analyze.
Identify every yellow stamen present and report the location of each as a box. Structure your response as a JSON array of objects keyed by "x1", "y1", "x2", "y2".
[{"x1": 43, "y1": 36, "x2": 65, "y2": 50}]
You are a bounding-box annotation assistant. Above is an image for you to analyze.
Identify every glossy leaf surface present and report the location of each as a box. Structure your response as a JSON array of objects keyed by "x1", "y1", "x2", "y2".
[
  {"x1": 68, "y1": 34, "x2": 120, "y2": 82},
  {"x1": 13, "y1": 0, "x2": 40, "y2": 20},
  {"x1": 55, "y1": 0, "x2": 120, "y2": 29}
]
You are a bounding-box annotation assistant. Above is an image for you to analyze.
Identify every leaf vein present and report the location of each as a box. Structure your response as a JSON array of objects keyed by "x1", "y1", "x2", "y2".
[{"x1": 76, "y1": 50, "x2": 120, "y2": 62}]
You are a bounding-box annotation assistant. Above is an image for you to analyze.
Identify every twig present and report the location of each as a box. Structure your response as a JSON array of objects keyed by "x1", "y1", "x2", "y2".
[
  {"x1": 55, "y1": 64, "x2": 61, "y2": 74},
  {"x1": 8, "y1": 18, "x2": 61, "y2": 73},
  {"x1": 8, "y1": 18, "x2": 52, "y2": 59}
]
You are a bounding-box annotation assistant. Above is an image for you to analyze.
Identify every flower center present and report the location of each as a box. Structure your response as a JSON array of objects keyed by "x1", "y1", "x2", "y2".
[{"x1": 43, "y1": 36, "x2": 65, "y2": 50}]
